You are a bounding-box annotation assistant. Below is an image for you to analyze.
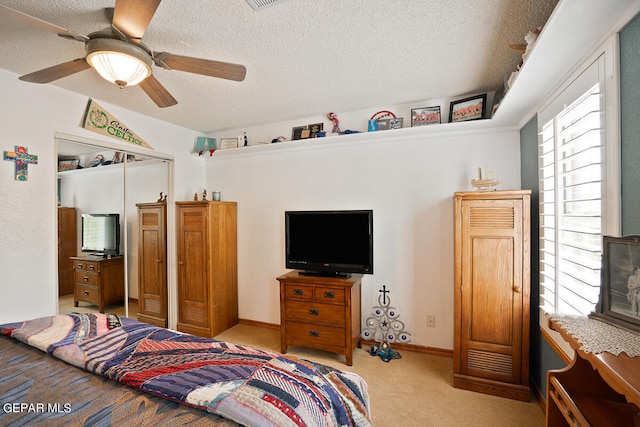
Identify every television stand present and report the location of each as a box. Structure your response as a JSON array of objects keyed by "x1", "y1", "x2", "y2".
[
  {"x1": 71, "y1": 255, "x2": 124, "y2": 312},
  {"x1": 277, "y1": 270, "x2": 362, "y2": 366},
  {"x1": 298, "y1": 271, "x2": 352, "y2": 279}
]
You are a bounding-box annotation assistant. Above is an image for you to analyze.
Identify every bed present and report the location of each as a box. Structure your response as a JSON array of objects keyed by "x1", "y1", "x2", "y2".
[{"x1": 0, "y1": 313, "x2": 371, "y2": 426}]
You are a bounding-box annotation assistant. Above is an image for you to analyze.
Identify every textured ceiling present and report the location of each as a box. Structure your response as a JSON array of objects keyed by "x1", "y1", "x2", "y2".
[{"x1": 0, "y1": 0, "x2": 558, "y2": 133}]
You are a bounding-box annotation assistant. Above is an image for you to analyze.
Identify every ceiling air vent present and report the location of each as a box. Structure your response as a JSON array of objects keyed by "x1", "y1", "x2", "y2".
[{"x1": 245, "y1": 0, "x2": 289, "y2": 10}]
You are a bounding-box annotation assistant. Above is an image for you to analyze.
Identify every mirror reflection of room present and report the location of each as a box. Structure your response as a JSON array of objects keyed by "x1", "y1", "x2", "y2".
[{"x1": 57, "y1": 140, "x2": 170, "y2": 324}]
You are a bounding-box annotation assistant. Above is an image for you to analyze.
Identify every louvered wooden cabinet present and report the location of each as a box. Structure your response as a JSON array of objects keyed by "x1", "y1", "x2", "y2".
[
  {"x1": 136, "y1": 201, "x2": 167, "y2": 327},
  {"x1": 453, "y1": 190, "x2": 531, "y2": 401},
  {"x1": 176, "y1": 201, "x2": 238, "y2": 338}
]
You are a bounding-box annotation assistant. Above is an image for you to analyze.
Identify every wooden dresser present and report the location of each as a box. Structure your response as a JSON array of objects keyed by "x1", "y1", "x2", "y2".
[
  {"x1": 453, "y1": 190, "x2": 531, "y2": 401},
  {"x1": 277, "y1": 270, "x2": 362, "y2": 366},
  {"x1": 136, "y1": 201, "x2": 167, "y2": 327},
  {"x1": 547, "y1": 316, "x2": 640, "y2": 426},
  {"x1": 72, "y1": 255, "x2": 125, "y2": 312},
  {"x1": 176, "y1": 201, "x2": 238, "y2": 338}
]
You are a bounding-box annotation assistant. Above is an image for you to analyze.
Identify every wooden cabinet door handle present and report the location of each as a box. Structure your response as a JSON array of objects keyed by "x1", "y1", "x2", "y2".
[{"x1": 513, "y1": 286, "x2": 522, "y2": 293}]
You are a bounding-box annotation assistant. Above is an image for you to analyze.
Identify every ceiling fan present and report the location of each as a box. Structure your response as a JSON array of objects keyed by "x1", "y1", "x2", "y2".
[{"x1": 0, "y1": 0, "x2": 247, "y2": 108}]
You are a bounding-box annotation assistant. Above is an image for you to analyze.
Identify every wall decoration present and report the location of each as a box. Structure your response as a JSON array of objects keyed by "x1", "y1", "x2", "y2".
[
  {"x1": 389, "y1": 118, "x2": 403, "y2": 129},
  {"x1": 80, "y1": 98, "x2": 153, "y2": 149},
  {"x1": 308, "y1": 123, "x2": 324, "y2": 138},
  {"x1": 376, "y1": 119, "x2": 390, "y2": 131},
  {"x1": 194, "y1": 137, "x2": 216, "y2": 156},
  {"x1": 4, "y1": 146, "x2": 38, "y2": 181},
  {"x1": 361, "y1": 285, "x2": 412, "y2": 362},
  {"x1": 411, "y1": 106, "x2": 441, "y2": 126},
  {"x1": 291, "y1": 126, "x2": 307, "y2": 140},
  {"x1": 449, "y1": 94, "x2": 487, "y2": 123},
  {"x1": 219, "y1": 138, "x2": 238, "y2": 149},
  {"x1": 327, "y1": 112, "x2": 341, "y2": 133},
  {"x1": 591, "y1": 235, "x2": 640, "y2": 332}
]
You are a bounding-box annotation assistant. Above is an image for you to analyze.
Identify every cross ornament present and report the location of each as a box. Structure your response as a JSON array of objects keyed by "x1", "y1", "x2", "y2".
[
  {"x1": 379, "y1": 285, "x2": 390, "y2": 305},
  {"x1": 4, "y1": 146, "x2": 38, "y2": 181}
]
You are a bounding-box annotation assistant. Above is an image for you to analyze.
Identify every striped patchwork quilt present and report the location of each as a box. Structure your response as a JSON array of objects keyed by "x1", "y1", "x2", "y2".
[{"x1": 0, "y1": 313, "x2": 371, "y2": 427}]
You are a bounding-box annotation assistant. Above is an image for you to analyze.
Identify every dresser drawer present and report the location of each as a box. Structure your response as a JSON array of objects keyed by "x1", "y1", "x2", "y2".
[
  {"x1": 75, "y1": 271, "x2": 99, "y2": 286},
  {"x1": 284, "y1": 284, "x2": 313, "y2": 300},
  {"x1": 285, "y1": 321, "x2": 345, "y2": 348},
  {"x1": 75, "y1": 283, "x2": 100, "y2": 303},
  {"x1": 285, "y1": 300, "x2": 345, "y2": 325},
  {"x1": 73, "y1": 260, "x2": 100, "y2": 272},
  {"x1": 314, "y1": 287, "x2": 345, "y2": 303}
]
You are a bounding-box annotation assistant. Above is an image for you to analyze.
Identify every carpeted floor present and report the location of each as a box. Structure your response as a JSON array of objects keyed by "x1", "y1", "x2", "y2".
[{"x1": 215, "y1": 323, "x2": 546, "y2": 427}]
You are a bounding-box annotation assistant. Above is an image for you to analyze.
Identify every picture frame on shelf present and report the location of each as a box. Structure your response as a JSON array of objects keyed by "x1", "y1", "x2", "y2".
[
  {"x1": 308, "y1": 123, "x2": 324, "y2": 138},
  {"x1": 376, "y1": 119, "x2": 390, "y2": 131},
  {"x1": 389, "y1": 118, "x2": 403, "y2": 129},
  {"x1": 292, "y1": 126, "x2": 308, "y2": 140},
  {"x1": 219, "y1": 138, "x2": 238, "y2": 149},
  {"x1": 448, "y1": 94, "x2": 486, "y2": 123},
  {"x1": 411, "y1": 106, "x2": 441, "y2": 126},
  {"x1": 590, "y1": 235, "x2": 640, "y2": 333}
]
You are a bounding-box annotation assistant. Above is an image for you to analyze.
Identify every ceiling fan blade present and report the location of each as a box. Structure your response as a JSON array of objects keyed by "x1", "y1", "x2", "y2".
[
  {"x1": 112, "y1": 0, "x2": 161, "y2": 40},
  {"x1": 154, "y1": 53, "x2": 246, "y2": 82},
  {"x1": 19, "y1": 59, "x2": 91, "y2": 84},
  {"x1": 139, "y1": 75, "x2": 178, "y2": 108},
  {"x1": 0, "y1": 4, "x2": 87, "y2": 42}
]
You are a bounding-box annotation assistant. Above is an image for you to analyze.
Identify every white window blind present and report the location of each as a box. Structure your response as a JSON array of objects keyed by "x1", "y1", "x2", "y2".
[{"x1": 539, "y1": 56, "x2": 606, "y2": 316}]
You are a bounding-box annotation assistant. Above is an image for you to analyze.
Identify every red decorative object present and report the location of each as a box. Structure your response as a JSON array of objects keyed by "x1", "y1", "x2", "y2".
[{"x1": 370, "y1": 110, "x2": 396, "y2": 121}]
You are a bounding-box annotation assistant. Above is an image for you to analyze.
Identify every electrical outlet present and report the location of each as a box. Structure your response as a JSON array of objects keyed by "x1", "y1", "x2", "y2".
[{"x1": 426, "y1": 315, "x2": 436, "y2": 327}]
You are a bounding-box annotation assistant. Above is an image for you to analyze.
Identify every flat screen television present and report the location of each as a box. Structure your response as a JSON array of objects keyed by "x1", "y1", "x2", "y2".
[
  {"x1": 285, "y1": 210, "x2": 373, "y2": 277},
  {"x1": 81, "y1": 213, "x2": 120, "y2": 257}
]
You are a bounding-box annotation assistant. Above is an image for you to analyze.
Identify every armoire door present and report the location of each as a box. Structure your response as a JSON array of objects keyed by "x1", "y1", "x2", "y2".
[
  {"x1": 453, "y1": 190, "x2": 531, "y2": 401},
  {"x1": 137, "y1": 202, "x2": 167, "y2": 327},
  {"x1": 176, "y1": 204, "x2": 210, "y2": 335}
]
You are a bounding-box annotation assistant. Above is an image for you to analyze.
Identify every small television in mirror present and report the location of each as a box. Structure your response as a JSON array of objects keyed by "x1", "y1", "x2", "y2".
[{"x1": 81, "y1": 213, "x2": 120, "y2": 257}]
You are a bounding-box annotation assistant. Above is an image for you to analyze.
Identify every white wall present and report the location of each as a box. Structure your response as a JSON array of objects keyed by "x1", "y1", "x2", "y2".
[
  {"x1": 205, "y1": 122, "x2": 521, "y2": 350},
  {"x1": 0, "y1": 68, "x2": 204, "y2": 324}
]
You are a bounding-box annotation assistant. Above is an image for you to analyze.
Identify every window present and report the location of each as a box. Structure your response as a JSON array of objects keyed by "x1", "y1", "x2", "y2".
[{"x1": 538, "y1": 53, "x2": 619, "y2": 318}]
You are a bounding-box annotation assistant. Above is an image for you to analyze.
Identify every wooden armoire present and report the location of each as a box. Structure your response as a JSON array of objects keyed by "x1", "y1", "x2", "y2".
[
  {"x1": 58, "y1": 207, "x2": 76, "y2": 296},
  {"x1": 176, "y1": 201, "x2": 238, "y2": 338},
  {"x1": 136, "y1": 201, "x2": 168, "y2": 327},
  {"x1": 453, "y1": 190, "x2": 531, "y2": 401}
]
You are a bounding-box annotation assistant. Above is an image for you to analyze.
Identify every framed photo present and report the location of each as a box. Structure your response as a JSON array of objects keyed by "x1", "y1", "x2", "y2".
[
  {"x1": 308, "y1": 123, "x2": 324, "y2": 138},
  {"x1": 411, "y1": 106, "x2": 441, "y2": 126},
  {"x1": 292, "y1": 126, "x2": 307, "y2": 140},
  {"x1": 590, "y1": 235, "x2": 640, "y2": 332},
  {"x1": 376, "y1": 119, "x2": 390, "y2": 131},
  {"x1": 219, "y1": 138, "x2": 238, "y2": 149},
  {"x1": 389, "y1": 117, "x2": 403, "y2": 129},
  {"x1": 448, "y1": 94, "x2": 487, "y2": 123}
]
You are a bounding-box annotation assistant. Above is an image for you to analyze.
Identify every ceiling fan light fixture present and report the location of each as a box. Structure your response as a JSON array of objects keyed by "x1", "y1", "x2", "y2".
[{"x1": 86, "y1": 38, "x2": 152, "y2": 87}]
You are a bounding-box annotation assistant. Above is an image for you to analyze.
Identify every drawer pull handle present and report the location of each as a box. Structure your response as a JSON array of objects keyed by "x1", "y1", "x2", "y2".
[
  {"x1": 89, "y1": 265, "x2": 95, "y2": 271},
  {"x1": 293, "y1": 288, "x2": 304, "y2": 296},
  {"x1": 309, "y1": 308, "x2": 319, "y2": 316},
  {"x1": 84, "y1": 291, "x2": 89, "y2": 296},
  {"x1": 309, "y1": 330, "x2": 320, "y2": 337},
  {"x1": 324, "y1": 291, "x2": 335, "y2": 298},
  {"x1": 77, "y1": 264, "x2": 83, "y2": 269},
  {"x1": 83, "y1": 276, "x2": 89, "y2": 282}
]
